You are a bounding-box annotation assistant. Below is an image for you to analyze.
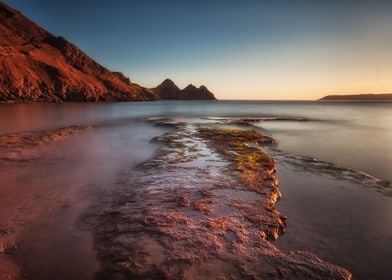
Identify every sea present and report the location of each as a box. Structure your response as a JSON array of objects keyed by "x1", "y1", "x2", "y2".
[{"x1": 0, "y1": 100, "x2": 391, "y2": 279}]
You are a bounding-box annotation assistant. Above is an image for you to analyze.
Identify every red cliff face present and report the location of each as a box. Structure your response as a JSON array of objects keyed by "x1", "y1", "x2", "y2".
[
  {"x1": 0, "y1": 2, "x2": 159, "y2": 102},
  {"x1": 152, "y1": 79, "x2": 216, "y2": 100},
  {"x1": 0, "y1": 2, "x2": 216, "y2": 103}
]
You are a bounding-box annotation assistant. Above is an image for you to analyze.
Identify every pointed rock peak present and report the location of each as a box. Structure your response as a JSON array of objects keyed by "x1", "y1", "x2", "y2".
[
  {"x1": 199, "y1": 85, "x2": 213, "y2": 93},
  {"x1": 158, "y1": 79, "x2": 180, "y2": 90},
  {"x1": 160, "y1": 79, "x2": 176, "y2": 87},
  {"x1": 161, "y1": 78, "x2": 174, "y2": 85},
  {"x1": 184, "y1": 84, "x2": 198, "y2": 91}
]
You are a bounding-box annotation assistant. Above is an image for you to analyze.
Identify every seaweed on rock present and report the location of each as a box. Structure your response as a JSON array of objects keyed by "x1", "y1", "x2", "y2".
[{"x1": 85, "y1": 120, "x2": 352, "y2": 279}]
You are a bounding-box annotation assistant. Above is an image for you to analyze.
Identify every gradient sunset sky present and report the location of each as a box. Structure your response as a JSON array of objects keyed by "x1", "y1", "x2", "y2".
[{"x1": 4, "y1": 0, "x2": 392, "y2": 100}]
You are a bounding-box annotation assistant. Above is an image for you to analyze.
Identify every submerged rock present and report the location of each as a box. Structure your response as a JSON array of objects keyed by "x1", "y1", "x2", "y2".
[
  {"x1": 85, "y1": 121, "x2": 351, "y2": 279},
  {"x1": 0, "y1": 125, "x2": 92, "y2": 160}
]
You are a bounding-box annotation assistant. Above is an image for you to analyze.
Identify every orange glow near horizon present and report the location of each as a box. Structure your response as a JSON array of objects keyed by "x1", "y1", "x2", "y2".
[
  {"x1": 128, "y1": 18, "x2": 392, "y2": 100},
  {"x1": 131, "y1": 37, "x2": 392, "y2": 100}
]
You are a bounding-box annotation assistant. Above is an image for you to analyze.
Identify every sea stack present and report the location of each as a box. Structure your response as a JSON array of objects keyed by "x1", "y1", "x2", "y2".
[{"x1": 151, "y1": 79, "x2": 216, "y2": 100}]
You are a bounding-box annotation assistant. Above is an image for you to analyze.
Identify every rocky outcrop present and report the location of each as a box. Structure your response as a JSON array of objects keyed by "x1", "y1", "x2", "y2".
[
  {"x1": 151, "y1": 79, "x2": 181, "y2": 100},
  {"x1": 319, "y1": 93, "x2": 392, "y2": 101},
  {"x1": 84, "y1": 118, "x2": 351, "y2": 279},
  {"x1": 151, "y1": 79, "x2": 216, "y2": 100},
  {"x1": 0, "y1": 126, "x2": 92, "y2": 160},
  {"x1": 0, "y1": 2, "x2": 160, "y2": 103},
  {"x1": 182, "y1": 84, "x2": 216, "y2": 100},
  {"x1": 0, "y1": 2, "x2": 216, "y2": 103}
]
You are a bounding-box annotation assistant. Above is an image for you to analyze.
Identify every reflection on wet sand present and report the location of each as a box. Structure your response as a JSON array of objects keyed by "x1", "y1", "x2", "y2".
[{"x1": 0, "y1": 123, "x2": 166, "y2": 279}]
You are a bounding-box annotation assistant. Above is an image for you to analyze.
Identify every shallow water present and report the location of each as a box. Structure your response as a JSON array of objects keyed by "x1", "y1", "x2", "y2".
[
  {"x1": 271, "y1": 152, "x2": 392, "y2": 280},
  {"x1": 0, "y1": 101, "x2": 391, "y2": 279},
  {"x1": 1, "y1": 101, "x2": 390, "y2": 180},
  {"x1": 0, "y1": 121, "x2": 167, "y2": 279}
]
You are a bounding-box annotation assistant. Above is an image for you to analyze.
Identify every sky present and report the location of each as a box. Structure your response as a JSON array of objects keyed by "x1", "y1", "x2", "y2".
[{"x1": 4, "y1": 0, "x2": 392, "y2": 100}]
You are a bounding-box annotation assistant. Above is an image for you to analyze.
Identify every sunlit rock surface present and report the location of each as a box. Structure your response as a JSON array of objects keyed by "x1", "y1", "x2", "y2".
[
  {"x1": 0, "y1": 2, "x2": 160, "y2": 103},
  {"x1": 0, "y1": 3, "x2": 216, "y2": 103},
  {"x1": 85, "y1": 119, "x2": 351, "y2": 279}
]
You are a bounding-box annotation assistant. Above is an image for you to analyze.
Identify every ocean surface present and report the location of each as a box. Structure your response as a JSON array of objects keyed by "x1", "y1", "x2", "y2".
[
  {"x1": 0, "y1": 100, "x2": 391, "y2": 279},
  {"x1": 1, "y1": 101, "x2": 390, "y2": 181}
]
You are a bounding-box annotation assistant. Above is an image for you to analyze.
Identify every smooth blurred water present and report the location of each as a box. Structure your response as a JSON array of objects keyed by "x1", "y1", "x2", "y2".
[
  {"x1": 0, "y1": 100, "x2": 391, "y2": 279},
  {"x1": 274, "y1": 161, "x2": 392, "y2": 280},
  {"x1": 1, "y1": 101, "x2": 391, "y2": 181}
]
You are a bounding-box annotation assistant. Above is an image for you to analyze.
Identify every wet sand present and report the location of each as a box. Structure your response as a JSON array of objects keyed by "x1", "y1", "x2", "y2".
[
  {"x1": 0, "y1": 126, "x2": 97, "y2": 279},
  {"x1": 0, "y1": 123, "x2": 166, "y2": 279},
  {"x1": 0, "y1": 156, "x2": 98, "y2": 279}
]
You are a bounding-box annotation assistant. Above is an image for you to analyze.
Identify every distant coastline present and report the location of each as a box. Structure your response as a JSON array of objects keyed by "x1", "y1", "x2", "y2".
[{"x1": 319, "y1": 93, "x2": 392, "y2": 101}]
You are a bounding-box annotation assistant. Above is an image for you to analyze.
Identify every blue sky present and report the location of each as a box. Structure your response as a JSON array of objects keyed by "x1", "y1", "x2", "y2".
[{"x1": 4, "y1": 0, "x2": 392, "y2": 99}]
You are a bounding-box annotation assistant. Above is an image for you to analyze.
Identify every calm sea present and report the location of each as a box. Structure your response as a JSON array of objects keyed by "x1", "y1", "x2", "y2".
[
  {"x1": 1, "y1": 101, "x2": 391, "y2": 181},
  {"x1": 1, "y1": 101, "x2": 391, "y2": 279}
]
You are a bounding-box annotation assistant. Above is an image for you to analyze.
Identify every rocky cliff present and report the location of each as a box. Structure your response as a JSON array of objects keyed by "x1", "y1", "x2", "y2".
[
  {"x1": 0, "y1": 2, "x2": 216, "y2": 103},
  {"x1": 152, "y1": 79, "x2": 216, "y2": 100}
]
